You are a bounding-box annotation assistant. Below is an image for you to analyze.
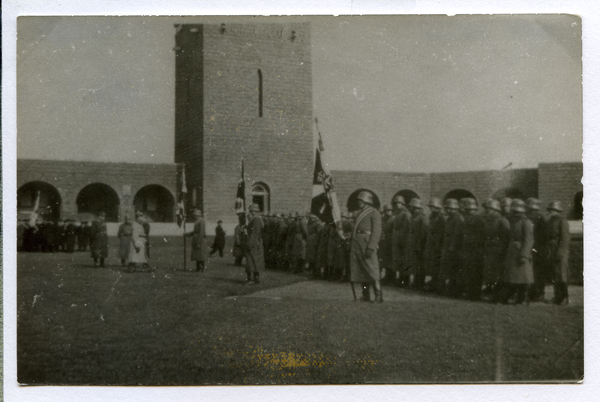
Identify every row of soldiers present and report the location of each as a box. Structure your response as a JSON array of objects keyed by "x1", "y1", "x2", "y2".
[
  {"x1": 18, "y1": 219, "x2": 94, "y2": 253},
  {"x1": 255, "y1": 194, "x2": 570, "y2": 306}
]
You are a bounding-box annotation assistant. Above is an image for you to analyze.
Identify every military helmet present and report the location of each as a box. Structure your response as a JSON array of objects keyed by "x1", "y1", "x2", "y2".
[
  {"x1": 357, "y1": 191, "x2": 374, "y2": 205},
  {"x1": 463, "y1": 198, "x2": 478, "y2": 211},
  {"x1": 510, "y1": 199, "x2": 526, "y2": 213},
  {"x1": 526, "y1": 197, "x2": 541, "y2": 210},
  {"x1": 392, "y1": 195, "x2": 405, "y2": 205},
  {"x1": 482, "y1": 198, "x2": 494, "y2": 209},
  {"x1": 248, "y1": 204, "x2": 261, "y2": 213},
  {"x1": 409, "y1": 198, "x2": 423, "y2": 209},
  {"x1": 444, "y1": 198, "x2": 459, "y2": 210},
  {"x1": 486, "y1": 199, "x2": 501, "y2": 212},
  {"x1": 427, "y1": 197, "x2": 442, "y2": 209},
  {"x1": 383, "y1": 204, "x2": 392, "y2": 211},
  {"x1": 547, "y1": 201, "x2": 564, "y2": 212},
  {"x1": 500, "y1": 197, "x2": 513, "y2": 208},
  {"x1": 193, "y1": 208, "x2": 203, "y2": 216}
]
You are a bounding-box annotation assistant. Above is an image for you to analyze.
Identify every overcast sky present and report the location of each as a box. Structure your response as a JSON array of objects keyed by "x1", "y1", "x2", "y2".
[{"x1": 17, "y1": 15, "x2": 581, "y2": 173}]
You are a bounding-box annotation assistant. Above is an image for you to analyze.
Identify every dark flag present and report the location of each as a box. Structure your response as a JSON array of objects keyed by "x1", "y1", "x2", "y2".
[
  {"x1": 177, "y1": 166, "x2": 187, "y2": 227},
  {"x1": 311, "y1": 148, "x2": 335, "y2": 224},
  {"x1": 235, "y1": 159, "x2": 245, "y2": 214}
]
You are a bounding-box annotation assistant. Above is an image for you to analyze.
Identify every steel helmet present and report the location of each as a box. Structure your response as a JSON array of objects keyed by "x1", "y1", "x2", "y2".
[
  {"x1": 486, "y1": 199, "x2": 501, "y2": 212},
  {"x1": 392, "y1": 195, "x2": 405, "y2": 205},
  {"x1": 409, "y1": 198, "x2": 423, "y2": 209},
  {"x1": 482, "y1": 198, "x2": 494, "y2": 209},
  {"x1": 510, "y1": 199, "x2": 526, "y2": 213},
  {"x1": 383, "y1": 204, "x2": 392, "y2": 211},
  {"x1": 547, "y1": 201, "x2": 564, "y2": 212},
  {"x1": 427, "y1": 198, "x2": 442, "y2": 209},
  {"x1": 444, "y1": 198, "x2": 459, "y2": 210},
  {"x1": 526, "y1": 197, "x2": 541, "y2": 210},
  {"x1": 248, "y1": 204, "x2": 261, "y2": 213},
  {"x1": 463, "y1": 198, "x2": 478, "y2": 211},
  {"x1": 357, "y1": 191, "x2": 374, "y2": 205},
  {"x1": 500, "y1": 197, "x2": 513, "y2": 208}
]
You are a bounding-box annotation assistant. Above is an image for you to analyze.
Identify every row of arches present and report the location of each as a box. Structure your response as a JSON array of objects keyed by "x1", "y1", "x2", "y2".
[{"x1": 17, "y1": 182, "x2": 175, "y2": 223}]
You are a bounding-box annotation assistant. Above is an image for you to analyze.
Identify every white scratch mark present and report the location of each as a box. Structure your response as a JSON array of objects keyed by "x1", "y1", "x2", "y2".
[
  {"x1": 105, "y1": 272, "x2": 122, "y2": 303},
  {"x1": 100, "y1": 314, "x2": 104, "y2": 321},
  {"x1": 32, "y1": 294, "x2": 42, "y2": 308}
]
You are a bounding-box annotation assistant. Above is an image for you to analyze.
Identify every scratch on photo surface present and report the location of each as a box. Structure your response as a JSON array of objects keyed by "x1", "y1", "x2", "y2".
[
  {"x1": 32, "y1": 294, "x2": 42, "y2": 308},
  {"x1": 105, "y1": 271, "x2": 122, "y2": 303}
]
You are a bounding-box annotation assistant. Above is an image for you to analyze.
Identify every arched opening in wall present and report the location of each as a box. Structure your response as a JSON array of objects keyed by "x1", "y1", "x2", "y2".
[
  {"x1": 252, "y1": 183, "x2": 270, "y2": 213},
  {"x1": 347, "y1": 189, "x2": 381, "y2": 212},
  {"x1": 77, "y1": 183, "x2": 120, "y2": 222},
  {"x1": 444, "y1": 189, "x2": 478, "y2": 206},
  {"x1": 391, "y1": 189, "x2": 420, "y2": 207},
  {"x1": 573, "y1": 191, "x2": 583, "y2": 220},
  {"x1": 17, "y1": 181, "x2": 62, "y2": 221},
  {"x1": 133, "y1": 185, "x2": 175, "y2": 223},
  {"x1": 492, "y1": 187, "x2": 525, "y2": 201}
]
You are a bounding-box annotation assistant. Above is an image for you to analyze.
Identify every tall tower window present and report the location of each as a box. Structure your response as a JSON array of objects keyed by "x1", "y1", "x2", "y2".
[
  {"x1": 258, "y1": 69, "x2": 263, "y2": 117},
  {"x1": 252, "y1": 183, "x2": 270, "y2": 212}
]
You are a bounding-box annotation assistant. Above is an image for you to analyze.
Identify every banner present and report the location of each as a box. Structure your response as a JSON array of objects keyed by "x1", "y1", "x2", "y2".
[{"x1": 235, "y1": 159, "x2": 246, "y2": 214}]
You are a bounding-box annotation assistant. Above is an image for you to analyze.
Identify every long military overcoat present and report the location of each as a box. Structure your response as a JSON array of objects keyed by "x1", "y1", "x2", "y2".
[
  {"x1": 545, "y1": 214, "x2": 570, "y2": 283},
  {"x1": 246, "y1": 214, "x2": 265, "y2": 272},
  {"x1": 504, "y1": 215, "x2": 535, "y2": 284},
  {"x1": 439, "y1": 213, "x2": 464, "y2": 281},
  {"x1": 482, "y1": 211, "x2": 510, "y2": 285},
  {"x1": 189, "y1": 217, "x2": 208, "y2": 262},
  {"x1": 350, "y1": 206, "x2": 382, "y2": 282},
  {"x1": 406, "y1": 211, "x2": 430, "y2": 276},
  {"x1": 90, "y1": 219, "x2": 109, "y2": 259},
  {"x1": 424, "y1": 211, "x2": 446, "y2": 276},
  {"x1": 391, "y1": 207, "x2": 411, "y2": 273}
]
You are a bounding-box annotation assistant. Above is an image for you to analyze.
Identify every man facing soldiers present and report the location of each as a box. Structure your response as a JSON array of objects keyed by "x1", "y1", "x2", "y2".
[
  {"x1": 406, "y1": 198, "x2": 429, "y2": 290},
  {"x1": 481, "y1": 199, "x2": 510, "y2": 301},
  {"x1": 391, "y1": 195, "x2": 411, "y2": 286},
  {"x1": 545, "y1": 201, "x2": 571, "y2": 305},
  {"x1": 185, "y1": 209, "x2": 208, "y2": 272},
  {"x1": 245, "y1": 203, "x2": 265, "y2": 285},
  {"x1": 291, "y1": 212, "x2": 309, "y2": 274},
  {"x1": 439, "y1": 198, "x2": 464, "y2": 296},
  {"x1": 497, "y1": 199, "x2": 535, "y2": 305},
  {"x1": 458, "y1": 198, "x2": 485, "y2": 300},
  {"x1": 350, "y1": 191, "x2": 383, "y2": 303},
  {"x1": 90, "y1": 212, "x2": 109, "y2": 268},
  {"x1": 379, "y1": 204, "x2": 394, "y2": 282},
  {"x1": 526, "y1": 198, "x2": 548, "y2": 302},
  {"x1": 423, "y1": 198, "x2": 445, "y2": 292}
]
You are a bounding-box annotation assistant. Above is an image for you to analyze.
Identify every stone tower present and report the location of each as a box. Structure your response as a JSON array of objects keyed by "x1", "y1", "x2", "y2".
[{"x1": 174, "y1": 22, "x2": 314, "y2": 222}]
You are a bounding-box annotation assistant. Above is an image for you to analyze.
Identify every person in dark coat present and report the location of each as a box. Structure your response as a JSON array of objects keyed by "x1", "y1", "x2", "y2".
[
  {"x1": 210, "y1": 220, "x2": 227, "y2": 257},
  {"x1": 291, "y1": 212, "x2": 309, "y2": 274},
  {"x1": 65, "y1": 219, "x2": 78, "y2": 253},
  {"x1": 78, "y1": 221, "x2": 91, "y2": 251},
  {"x1": 482, "y1": 199, "x2": 510, "y2": 301},
  {"x1": 423, "y1": 198, "x2": 446, "y2": 292},
  {"x1": 186, "y1": 209, "x2": 208, "y2": 272},
  {"x1": 391, "y1": 195, "x2": 411, "y2": 286},
  {"x1": 497, "y1": 199, "x2": 535, "y2": 305},
  {"x1": 526, "y1": 198, "x2": 548, "y2": 302},
  {"x1": 379, "y1": 204, "x2": 394, "y2": 282},
  {"x1": 117, "y1": 215, "x2": 134, "y2": 266},
  {"x1": 90, "y1": 212, "x2": 109, "y2": 268},
  {"x1": 458, "y1": 198, "x2": 485, "y2": 301},
  {"x1": 545, "y1": 201, "x2": 571, "y2": 305},
  {"x1": 306, "y1": 214, "x2": 324, "y2": 278},
  {"x1": 350, "y1": 191, "x2": 383, "y2": 303},
  {"x1": 406, "y1": 198, "x2": 429, "y2": 290},
  {"x1": 439, "y1": 198, "x2": 464, "y2": 296},
  {"x1": 244, "y1": 203, "x2": 265, "y2": 285},
  {"x1": 500, "y1": 197, "x2": 513, "y2": 218},
  {"x1": 233, "y1": 214, "x2": 247, "y2": 266}
]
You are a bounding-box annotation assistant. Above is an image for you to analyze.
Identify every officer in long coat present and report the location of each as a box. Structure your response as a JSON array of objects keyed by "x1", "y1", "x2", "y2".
[
  {"x1": 233, "y1": 213, "x2": 247, "y2": 266},
  {"x1": 391, "y1": 195, "x2": 411, "y2": 286},
  {"x1": 407, "y1": 198, "x2": 429, "y2": 290},
  {"x1": 379, "y1": 204, "x2": 394, "y2": 281},
  {"x1": 439, "y1": 198, "x2": 464, "y2": 296},
  {"x1": 186, "y1": 209, "x2": 208, "y2": 272},
  {"x1": 482, "y1": 199, "x2": 510, "y2": 300},
  {"x1": 117, "y1": 215, "x2": 134, "y2": 266},
  {"x1": 498, "y1": 199, "x2": 535, "y2": 305},
  {"x1": 245, "y1": 203, "x2": 265, "y2": 285},
  {"x1": 90, "y1": 212, "x2": 109, "y2": 267},
  {"x1": 423, "y1": 198, "x2": 446, "y2": 291},
  {"x1": 350, "y1": 191, "x2": 383, "y2": 303},
  {"x1": 526, "y1": 198, "x2": 548, "y2": 302},
  {"x1": 545, "y1": 201, "x2": 570, "y2": 305},
  {"x1": 458, "y1": 198, "x2": 486, "y2": 300}
]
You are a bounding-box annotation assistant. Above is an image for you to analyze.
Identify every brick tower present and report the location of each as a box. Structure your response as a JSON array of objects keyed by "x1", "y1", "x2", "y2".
[{"x1": 174, "y1": 22, "x2": 314, "y2": 223}]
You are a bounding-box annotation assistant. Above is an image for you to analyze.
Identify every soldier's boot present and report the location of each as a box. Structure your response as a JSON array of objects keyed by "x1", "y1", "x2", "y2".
[
  {"x1": 99, "y1": 258, "x2": 105, "y2": 268},
  {"x1": 360, "y1": 284, "x2": 370, "y2": 302},
  {"x1": 244, "y1": 271, "x2": 254, "y2": 286},
  {"x1": 375, "y1": 288, "x2": 383, "y2": 303},
  {"x1": 516, "y1": 285, "x2": 529, "y2": 306},
  {"x1": 254, "y1": 272, "x2": 260, "y2": 285},
  {"x1": 554, "y1": 283, "x2": 569, "y2": 305}
]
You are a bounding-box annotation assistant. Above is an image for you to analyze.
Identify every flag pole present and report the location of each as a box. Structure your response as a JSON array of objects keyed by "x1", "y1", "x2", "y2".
[{"x1": 182, "y1": 164, "x2": 187, "y2": 271}]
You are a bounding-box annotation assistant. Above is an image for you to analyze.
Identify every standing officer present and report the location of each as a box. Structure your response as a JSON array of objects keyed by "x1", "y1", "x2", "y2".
[
  {"x1": 481, "y1": 199, "x2": 510, "y2": 301},
  {"x1": 407, "y1": 198, "x2": 429, "y2": 290},
  {"x1": 545, "y1": 201, "x2": 570, "y2": 305},
  {"x1": 439, "y1": 199, "x2": 463, "y2": 296},
  {"x1": 245, "y1": 203, "x2": 265, "y2": 285},
  {"x1": 90, "y1": 212, "x2": 109, "y2": 268},
  {"x1": 210, "y1": 220, "x2": 227, "y2": 258},
  {"x1": 391, "y1": 195, "x2": 411, "y2": 286},
  {"x1": 458, "y1": 198, "x2": 485, "y2": 300},
  {"x1": 185, "y1": 209, "x2": 208, "y2": 272},
  {"x1": 285, "y1": 212, "x2": 297, "y2": 271},
  {"x1": 379, "y1": 204, "x2": 394, "y2": 282},
  {"x1": 424, "y1": 198, "x2": 446, "y2": 292},
  {"x1": 498, "y1": 199, "x2": 535, "y2": 305},
  {"x1": 526, "y1": 198, "x2": 548, "y2": 302},
  {"x1": 350, "y1": 191, "x2": 383, "y2": 303}
]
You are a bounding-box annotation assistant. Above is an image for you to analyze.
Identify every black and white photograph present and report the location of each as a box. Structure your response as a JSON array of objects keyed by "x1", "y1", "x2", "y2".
[{"x1": 4, "y1": 1, "x2": 597, "y2": 400}]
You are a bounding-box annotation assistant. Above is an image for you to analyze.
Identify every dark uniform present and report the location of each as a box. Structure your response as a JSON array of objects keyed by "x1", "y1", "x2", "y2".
[
  {"x1": 545, "y1": 202, "x2": 570, "y2": 305},
  {"x1": 526, "y1": 199, "x2": 548, "y2": 302},
  {"x1": 439, "y1": 200, "x2": 464, "y2": 296},
  {"x1": 90, "y1": 215, "x2": 109, "y2": 267},
  {"x1": 245, "y1": 205, "x2": 265, "y2": 284},
  {"x1": 406, "y1": 199, "x2": 429, "y2": 290},
  {"x1": 482, "y1": 207, "x2": 510, "y2": 295},
  {"x1": 424, "y1": 205, "x2": 446, "y2": 291},
  {"x1": 458, "y1": 201, "x2": 485, "y2": 300},
  {"x1": 392, "y1": 205, "x2": 411, "y2": 285}
]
